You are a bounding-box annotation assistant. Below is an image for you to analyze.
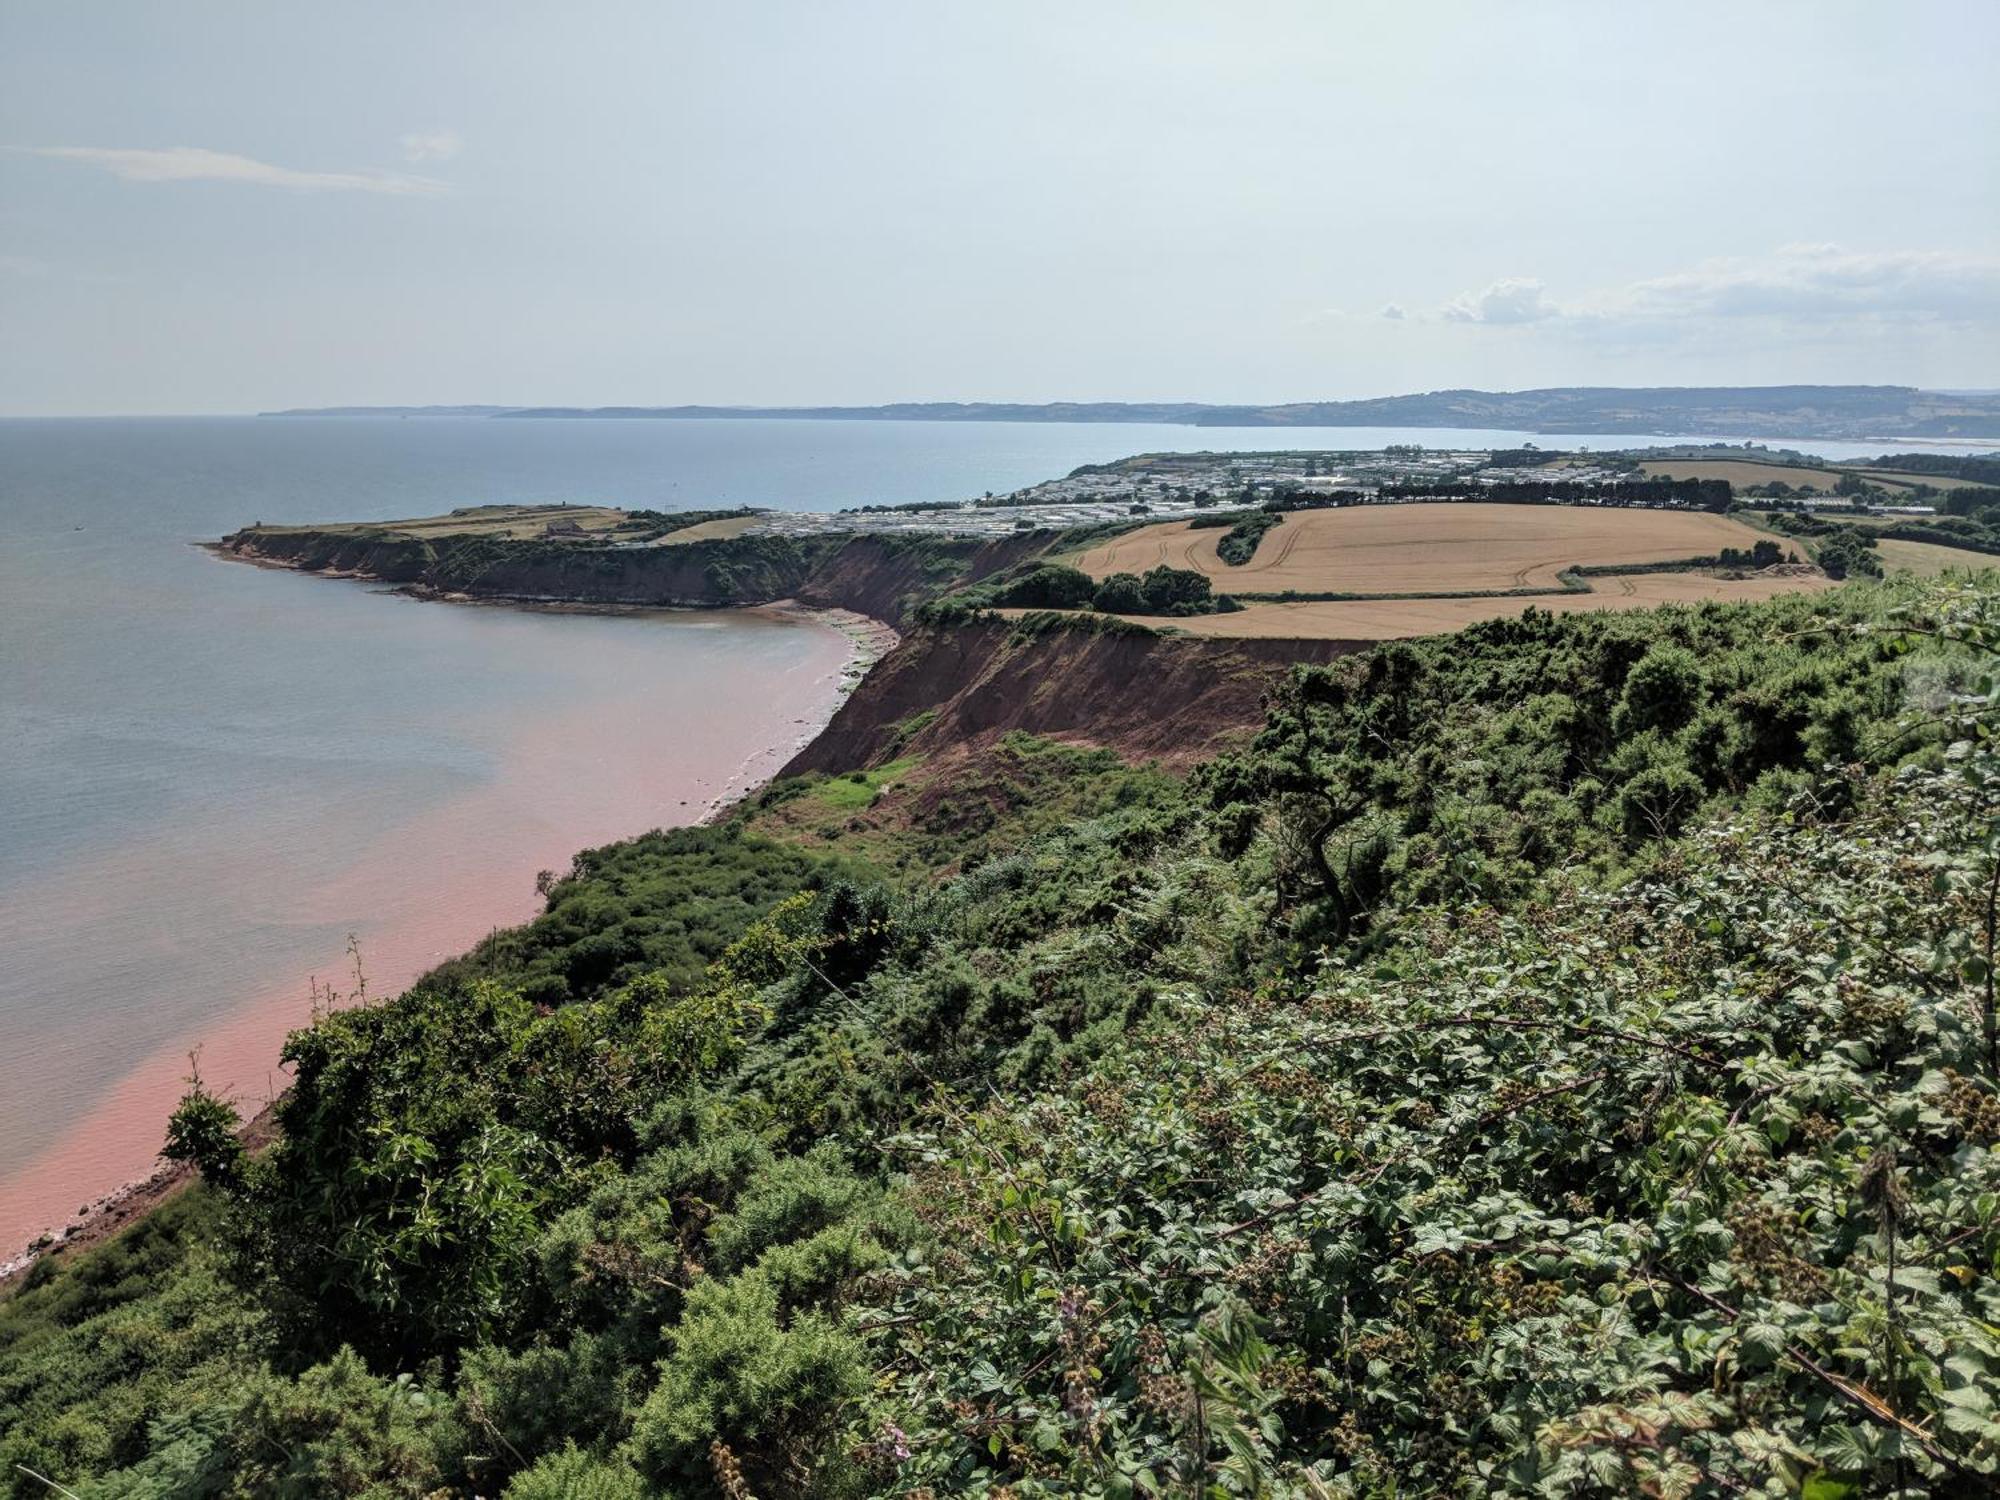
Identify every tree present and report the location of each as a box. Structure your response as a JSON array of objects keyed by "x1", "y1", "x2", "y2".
[
  {"x1": 1138, "y1": 565, "x2": 1213, "y2": 613},
  {"x1": 1091, "y1": 573, "x2": 1146, "y2": 613},
  {"x1": 162, "y1": 1057, "x2": 246, "y2": 1189},
  {"x1": 1817, "y1": 529, "x2": 1883, "y2": 580}
]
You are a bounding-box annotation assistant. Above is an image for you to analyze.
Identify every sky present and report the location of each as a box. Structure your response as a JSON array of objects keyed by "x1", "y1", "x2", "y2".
[{"x1": 1, "y1": 0, "x2": 1996, "y2": 416}]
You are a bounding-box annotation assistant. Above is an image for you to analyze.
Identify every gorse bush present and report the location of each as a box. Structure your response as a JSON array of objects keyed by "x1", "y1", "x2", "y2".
[
  {"x1": 1196, "y1": 586, "x2": 1965, "y2": 946},
  {"x1": 4, "y1": 581, "x2": 1997, "y2": 1498}
]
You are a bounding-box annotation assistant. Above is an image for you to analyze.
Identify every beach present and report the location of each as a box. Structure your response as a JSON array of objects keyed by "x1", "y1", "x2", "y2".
[{"x1": 0, "y1": 588, "x2": 880, "y2": 1268}]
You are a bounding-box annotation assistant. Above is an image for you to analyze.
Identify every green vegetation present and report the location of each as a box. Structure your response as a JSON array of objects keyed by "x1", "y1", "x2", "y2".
[
  {"x1": 426, "y1": 825, "x2": 862, "y2": 1007},
  {"x1": 1089, "y1": 565, "x2": 1228, "y2": 616},
  {"x1": 741, "y1": 733, "x2": 1183, "y2": 881},
  {"x1": 1716, "y1": 538, "x2": 1785, "y2": 569},
  {"x1": 1860, "y1": 452, "x2": 2000, "y2": 488},
  {"x1": 1197, "y1": 587, "x2": 1934, "y2": 937},
  {"x1": 1816, "y1": 529, "x2": 1886, "y2": 580},
  {"x1": 6, "y1": 582, "x2": 1999, "y2": 1497},
  {"x1": 1377, "y1": 476, "x2": 1734, "y2": 510},
  {"x1": 876, "y1": 750, "x2": 2000, "y2": 1495},
  {"x1": 1755, "y1": 514, "x2": 1887, "y2": 580},
  {"x1": 803, "y1": 759, "x2": 920, "y2": 813},
  {"x1": 912, "y1": 561, "x2": 1238, "y2": 624},
  {"x1": 1202, "y1": 511, "x2": 1284, "y2": 565}
]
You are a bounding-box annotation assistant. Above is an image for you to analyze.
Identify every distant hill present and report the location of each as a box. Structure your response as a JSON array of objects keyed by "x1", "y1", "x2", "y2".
[{"x1": 261, "y1": 385, "x2": 2000, "y2": 440}]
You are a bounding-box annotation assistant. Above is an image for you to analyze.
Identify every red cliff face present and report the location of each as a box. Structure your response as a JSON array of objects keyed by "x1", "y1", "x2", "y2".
[
  {"x1": 218, "y1": 526, "x2": 1366, "y2": 775},
  {"x1": 792, "y1": 533, "x2": 1045, "y2": 625},
  {"x1": 783, "y1": 620, "x2": 1364, "y2": 775}
]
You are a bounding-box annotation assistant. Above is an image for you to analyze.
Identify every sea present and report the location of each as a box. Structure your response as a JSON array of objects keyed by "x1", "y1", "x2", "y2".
[{"x1": 0, "y1": 414, "x2": 1986, "y2": 1253}]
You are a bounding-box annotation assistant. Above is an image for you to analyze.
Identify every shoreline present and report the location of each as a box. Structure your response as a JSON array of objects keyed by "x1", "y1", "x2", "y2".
[{"x1": 2, "y1": 586, "x2": 897, "y2": 1287}]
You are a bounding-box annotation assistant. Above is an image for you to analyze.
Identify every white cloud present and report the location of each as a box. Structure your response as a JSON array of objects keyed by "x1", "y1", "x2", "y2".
[
  {"x1": 11, "y1": 146, "x2": 449, "y2": 196},
  {"x1": 1440, "y1": 277, "x2": 1559, "y2": 325},
  {"x1": 1610, "y1": 243, "x2": 2000, "y2": 323},
  {"x1": 400, "y1": 129, "x2": 462, "y2": 164},
  {"x1": 1416, "y1": 245, "x2": 2000, "y2": 336},
  {"x1": 1378, "y1": 302, "x2": 1406, "y2": 320}
]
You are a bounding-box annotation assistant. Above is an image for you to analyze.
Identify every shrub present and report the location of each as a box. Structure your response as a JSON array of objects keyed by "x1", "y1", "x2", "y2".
[
  {"x1": 1615, "y1": 761, "x2": 1704, "y2": 841},
  {"x1": 991, "y1": 563, "x2": 1096, "y2": 610},
  {"x1": 1214, "y1": 511, "x2": 1282, "y2": 565},
  {"x1": 1817, "y1": 527, "x2": 1884, "y2": 580},
  {"x1": 1613, "y1": 644, "x2": 1706, "y2": 737},
  {"x1": 627, "y1": 1271, "x2": 867, "y2": 1494},
  {"x1": 504, "y1": 1445, "x2": 648, "y2": 1500}
]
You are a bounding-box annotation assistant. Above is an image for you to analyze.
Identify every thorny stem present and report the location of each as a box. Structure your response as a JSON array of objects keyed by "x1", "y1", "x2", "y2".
[
  {"x1": 1985, "y1": 851, "x2": 1998, "y2": 1079},
  {"x1": 1666, "y1": 1274, "x2": 1968, "y2": 1477},
  {"x1": 14, "y1": 1469, "x2": 84, "y2": 1500},
  {"x1": 1307, "y1": 1012, "x2": 1724, "y2": 1068}
]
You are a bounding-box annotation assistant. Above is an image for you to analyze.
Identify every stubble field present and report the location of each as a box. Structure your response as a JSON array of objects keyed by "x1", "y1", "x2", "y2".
[
  {"x1": 1070, "y1": 503, "x2": 1792, "y2": 593},
  {"x1": 1097, "y1": 568, "x2": 1837, "y2": 640}
]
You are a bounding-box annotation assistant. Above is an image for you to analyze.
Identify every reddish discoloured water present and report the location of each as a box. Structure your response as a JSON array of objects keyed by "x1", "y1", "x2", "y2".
[{"x1": 0, "y1": 606, "x2": 859, "y2": 1259}]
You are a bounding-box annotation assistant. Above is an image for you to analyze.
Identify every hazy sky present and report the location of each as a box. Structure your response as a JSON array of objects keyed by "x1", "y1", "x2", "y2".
[{"x1": 2, "y1": 1, "x2": 1996, "y2": 415}]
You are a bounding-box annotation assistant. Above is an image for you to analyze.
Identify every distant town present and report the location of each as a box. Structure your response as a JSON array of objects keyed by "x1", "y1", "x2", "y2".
[{"x1": 688, "y1": 443, "x2": 1942, "y2": 543}]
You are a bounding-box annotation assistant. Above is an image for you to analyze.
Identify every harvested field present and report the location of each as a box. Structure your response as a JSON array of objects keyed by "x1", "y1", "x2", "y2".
[
  {"x1": 1073, "y1": 570, "x2": 1837, "y2": 642},
  {"x1": 1876, "y1": 538, "x2": 1998, "y2": 577},
  {"x1": 1069, "y1": 504, "x2": 1788, "y2": 594}
]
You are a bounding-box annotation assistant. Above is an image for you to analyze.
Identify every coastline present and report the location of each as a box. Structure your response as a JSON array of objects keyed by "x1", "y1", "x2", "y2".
[{"x1": 2, "y1": 590, "x2": 897, "y2": 1285}]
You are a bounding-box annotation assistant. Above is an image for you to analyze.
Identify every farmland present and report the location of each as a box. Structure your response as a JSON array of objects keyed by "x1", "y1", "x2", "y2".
[
  {"x1": 1085, "y1": 568, "x2": 1836, "y2": 640},
  {"x1": 243, "y1": 503, "x2": 636, "y2": 540},
  {"x1": 1068, "y1": 503, "x2": 1792, "y2": 593},
  {"x1": 1876, "y1": 537, "x2": 1999, "y2": 577},
  {"x1": 646, "y1": 513, "x2": 761, "y2": 544},
  {"x1": 1639, "y1": 456, "x2": 1974, "y2": 494}
]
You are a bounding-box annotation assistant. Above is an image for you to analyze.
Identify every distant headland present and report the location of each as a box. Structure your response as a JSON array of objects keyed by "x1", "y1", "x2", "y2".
[{"x1": 259, "y1": 384, "x2": 2000, "y2": 441}]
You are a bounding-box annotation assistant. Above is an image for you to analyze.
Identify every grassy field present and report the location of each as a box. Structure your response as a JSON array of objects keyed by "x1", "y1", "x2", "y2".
[
  {"x1": 246, "y1": 503, "x2": 635, "y2": 540},
  {"x1": 646, "y1": 513, "x2": 761, "y2": 544},
  {"x1": 1640, "y1": 456, "x2": 1975, "y2": 494},
  {"x1": 1876, "y1": 537, "x2": 1999, "y2": 576},
  {"x1": 1849, "y1": 467, "x2": 1990, "y2": 491},
  {"x1": 1069, "y1": 503, "x2": 1789, "y2": 593},
  {"x1": 1640, "y1": 458, "x2": 1857, "y2": 491}
]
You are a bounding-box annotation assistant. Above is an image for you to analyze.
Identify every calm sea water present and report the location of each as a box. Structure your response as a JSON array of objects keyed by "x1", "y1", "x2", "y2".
[{"x1": 0, "y1": 415, "x2": 1981, "y2": 1249}]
